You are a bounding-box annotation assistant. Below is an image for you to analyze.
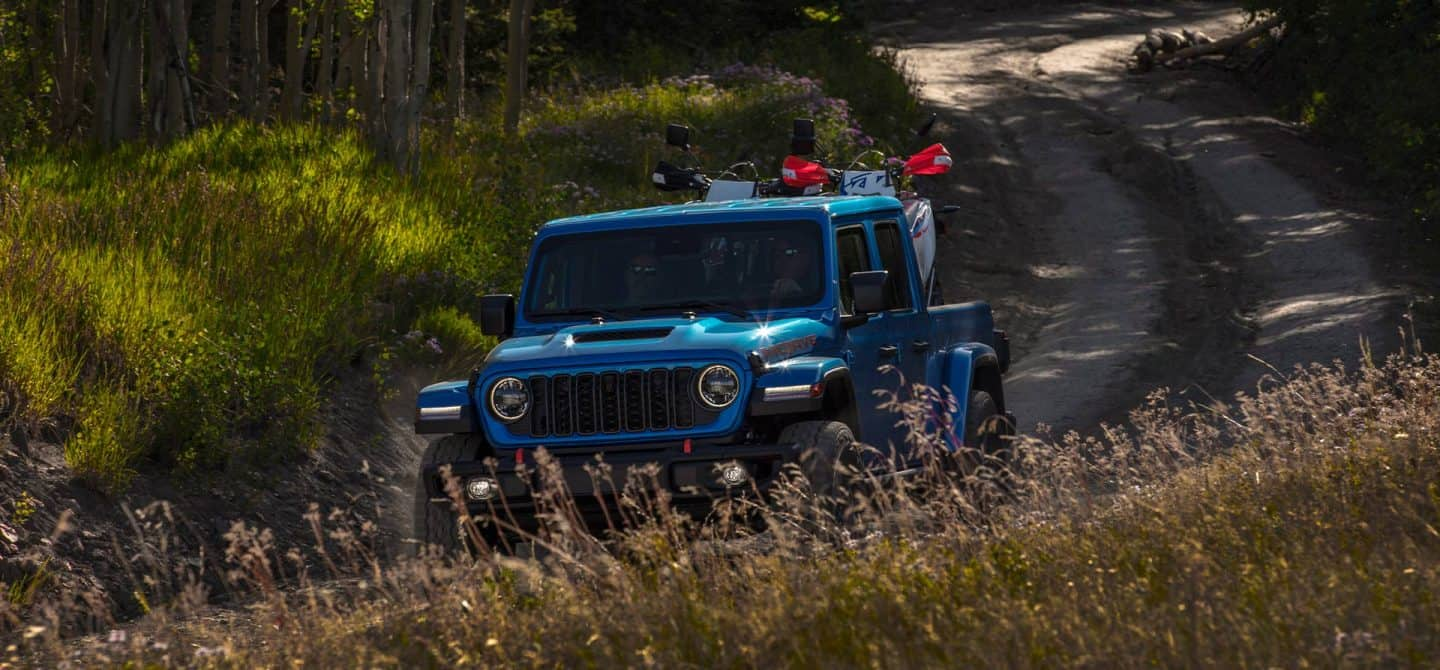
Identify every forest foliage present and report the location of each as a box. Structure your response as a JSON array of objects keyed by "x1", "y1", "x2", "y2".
[
  {"x1": 1244, "y1": 0, "x2": 1440, "y2": 222},
  {"x1": 0, "y1": 0, "x2": 918, "y2": 488}
]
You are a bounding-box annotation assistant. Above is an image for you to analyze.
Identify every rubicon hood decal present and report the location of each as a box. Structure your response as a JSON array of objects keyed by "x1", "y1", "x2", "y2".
[{"x1": 755, "y1": 334, "x2": 818, "y2": 363}]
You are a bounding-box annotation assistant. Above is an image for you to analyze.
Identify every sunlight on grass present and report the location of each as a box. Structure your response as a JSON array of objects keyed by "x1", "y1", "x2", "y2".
[{"x1": 0, "y1": 67, "x2": 900, "y2": 489}]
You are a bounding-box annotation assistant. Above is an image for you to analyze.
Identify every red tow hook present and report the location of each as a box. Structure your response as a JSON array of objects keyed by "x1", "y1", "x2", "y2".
[{"x1": 683, "y1": 438, "x2": 692, "y2": 455}]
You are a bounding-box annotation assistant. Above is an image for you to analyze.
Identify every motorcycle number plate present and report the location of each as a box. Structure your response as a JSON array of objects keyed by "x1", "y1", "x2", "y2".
[
  {"x1": 705, "y1": 180, "x2": 758, "y2": 202},
  {"x1": 840, "y1": 170, "x2": 896, "y2": 197}
]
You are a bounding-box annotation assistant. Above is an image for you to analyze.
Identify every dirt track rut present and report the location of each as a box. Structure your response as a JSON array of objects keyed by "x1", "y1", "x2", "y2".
[{"x1": 888, "y1": 2, "x2": 1412, "y2": 434}]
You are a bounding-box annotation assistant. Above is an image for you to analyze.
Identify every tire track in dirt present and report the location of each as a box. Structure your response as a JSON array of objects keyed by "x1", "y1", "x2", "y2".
[{"x1": 888, "y1": 2, "x2": 1410, "y2": 433}]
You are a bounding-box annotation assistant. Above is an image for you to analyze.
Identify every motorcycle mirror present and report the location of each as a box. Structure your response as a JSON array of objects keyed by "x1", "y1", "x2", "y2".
[
  {"x1": 790, "y1": 118, "x2": 816, "y2": 156},
  {"x1": 665, "y1": 124, "x2": 691, "y2": 150},
  {"x1": 915, "y1": 113, "x2": 937, "y2": 138}
]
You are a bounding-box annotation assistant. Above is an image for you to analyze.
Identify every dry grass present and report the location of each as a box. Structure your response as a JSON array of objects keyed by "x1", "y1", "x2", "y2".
[{"x1": 5, "y1": 335, "x2": 1439, "y2": 667}]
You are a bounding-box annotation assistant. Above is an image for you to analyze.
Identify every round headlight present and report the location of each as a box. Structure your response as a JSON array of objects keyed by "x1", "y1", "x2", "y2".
[
  {"x1": 489, "y1": 377, "x2": 529, "y2": 421},
  {"x1": 697, "y1": 365, "x2": 740, "y2": 409}
]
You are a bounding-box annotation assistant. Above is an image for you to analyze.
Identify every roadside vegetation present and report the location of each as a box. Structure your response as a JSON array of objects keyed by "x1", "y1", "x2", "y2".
[
  {"x1": 0, "y1": 4, "x2": 916, "y2": 491},
  {"x1": 1243, "y1": 0, "x2": 1440, "y2": 224},
  {"x1": 8, "y1": 340, "x2": 1438, "y2": 666}
]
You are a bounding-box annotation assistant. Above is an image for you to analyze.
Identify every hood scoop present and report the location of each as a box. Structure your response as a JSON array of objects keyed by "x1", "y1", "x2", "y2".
[{"x1": 570, "y1": 327, "x2": 674, "y2": 344}]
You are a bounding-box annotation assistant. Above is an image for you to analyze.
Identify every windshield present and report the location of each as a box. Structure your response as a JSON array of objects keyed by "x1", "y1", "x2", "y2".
[{"x1": 524, "y1": 220, "x2": 825, "y2": 319}]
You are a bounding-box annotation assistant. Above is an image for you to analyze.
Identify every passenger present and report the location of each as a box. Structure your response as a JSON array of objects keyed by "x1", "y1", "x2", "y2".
[
  {"x1": 625, "y1": 251, "x2": 661, "y2": 304},
  {"x1": 769, "y1": 234, "x2": 815, "y2": 302}
]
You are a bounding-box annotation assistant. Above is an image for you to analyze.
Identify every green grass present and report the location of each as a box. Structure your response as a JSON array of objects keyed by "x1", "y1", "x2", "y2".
[{"x1": 0, "y1": 65, "x2": 908, "y2": 490}]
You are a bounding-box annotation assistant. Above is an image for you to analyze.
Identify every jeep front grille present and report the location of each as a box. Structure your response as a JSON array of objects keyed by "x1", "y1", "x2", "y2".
[{"x1": 526, "y1": 367, "x2": 700, "y2": 438}]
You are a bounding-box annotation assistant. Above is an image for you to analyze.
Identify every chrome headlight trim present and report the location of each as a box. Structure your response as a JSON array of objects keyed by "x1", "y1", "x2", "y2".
[
  {"x1": 488, "y1": 377, "x2": 529, "y2": 422},
  {"x1": 696, "y1": 364, "x2": 741, "y2": 409}
]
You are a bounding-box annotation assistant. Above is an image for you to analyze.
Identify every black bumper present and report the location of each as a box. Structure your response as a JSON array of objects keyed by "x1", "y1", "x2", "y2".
[{"x1": 421, "y1": 439, "x2": 802, "y2": 534}]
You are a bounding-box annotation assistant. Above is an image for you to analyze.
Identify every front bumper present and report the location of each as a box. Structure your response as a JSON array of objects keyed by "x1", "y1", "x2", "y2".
[{"x1": 421, "y1": 439, "x2": 802, "y2": 534}]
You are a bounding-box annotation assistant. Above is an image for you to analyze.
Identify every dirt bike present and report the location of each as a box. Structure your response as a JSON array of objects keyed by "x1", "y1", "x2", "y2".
[
  {"x1": 778, "y1": 115, "x2": 958, "y2": 306},
  {"x1": 651, "y1": 118, "x2": 958, "y2": 305},
  {"x1": 650, "y1": 123, "x2": 820, "y2": 201}
]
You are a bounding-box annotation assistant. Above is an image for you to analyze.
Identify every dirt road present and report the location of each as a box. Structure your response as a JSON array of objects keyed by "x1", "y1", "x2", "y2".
[{"x1": 886, "y1": 2, "x2": 1420, "y2": 434}]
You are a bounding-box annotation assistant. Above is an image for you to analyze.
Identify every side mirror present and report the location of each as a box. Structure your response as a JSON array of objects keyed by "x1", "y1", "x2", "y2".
[
  {"x1": 665, "y1": 123, "x2": 691, "y2": 150},
  {"x1": 790, "y1": 118, "x2": 816, "y2": 156},
  {"x1": 915, "y1": 113, "x2": 937, "y2": 138},
  {"x1": 480, "y1": 294, "x2": 515, "y2": 339},
  {"x1": 850, "y1": 270, "x2": 890, "y2": 315}
]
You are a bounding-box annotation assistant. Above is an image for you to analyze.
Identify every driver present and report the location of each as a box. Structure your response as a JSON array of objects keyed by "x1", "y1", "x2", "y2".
[
  {"x1": 769, "y1": 233, "x2": 814, "y2": 302},
  {"x1": 624, "y1": 250, "x2": 661, "y2": 303}
]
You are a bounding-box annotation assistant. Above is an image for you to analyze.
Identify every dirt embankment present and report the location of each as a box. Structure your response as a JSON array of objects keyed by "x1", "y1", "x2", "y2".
[
  {"x1": 886, "y1": 1, "x2": 1432, "y2": 434},
  {"x1": 0, "y1": 366, "x2": 426, "y2": 631}
]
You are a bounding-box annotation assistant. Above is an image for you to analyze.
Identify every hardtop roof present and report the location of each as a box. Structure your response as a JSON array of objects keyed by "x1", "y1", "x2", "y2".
[{"x1": 540, "y1": 195, "x2": 902, "y2": 233}]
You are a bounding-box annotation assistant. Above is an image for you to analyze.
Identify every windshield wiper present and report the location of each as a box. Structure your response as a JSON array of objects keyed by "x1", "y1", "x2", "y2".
[
  {"x1": 632, "y1": 299, "x2": 751, "y2": 320},
  {"x1": 528, "y1": 307, "x2": 628, "y2": 321}
]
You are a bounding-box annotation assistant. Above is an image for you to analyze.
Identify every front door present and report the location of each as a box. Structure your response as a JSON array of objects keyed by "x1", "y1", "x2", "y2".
[
  {"x1": 873, "y1": 220, "x2": 932, "y2": 464},
  {"x1": 835, "y1": 224, "x2": 894, "y2": 449}
]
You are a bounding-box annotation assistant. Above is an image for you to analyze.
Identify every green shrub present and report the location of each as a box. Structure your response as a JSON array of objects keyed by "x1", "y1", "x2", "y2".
[
  {"x1": 0, "y1": 68, "x2": 893, "y2": 489},
  {"x1": 1243, "y1": 0, "x2": 1440, "y2": 222}
]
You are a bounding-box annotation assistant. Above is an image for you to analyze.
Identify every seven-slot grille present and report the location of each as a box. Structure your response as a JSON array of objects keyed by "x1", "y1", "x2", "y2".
[{"x1": 525, "y1": 367, "x2": 699, "y2": 438}]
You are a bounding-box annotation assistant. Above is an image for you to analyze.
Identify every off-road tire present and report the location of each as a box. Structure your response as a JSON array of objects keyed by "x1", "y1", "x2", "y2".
[
  {"x1": 782, "y1": 420, "x2": 861, "y2": 517},
  {"x1": 412, "y1": 433, "x2": 491, "y2": 555},
  {"x1": 959, "y1": 390, "x2": 1014, "y2": 487}
]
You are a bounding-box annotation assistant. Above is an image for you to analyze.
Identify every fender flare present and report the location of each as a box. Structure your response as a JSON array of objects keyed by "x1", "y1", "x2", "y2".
[
  {"x1": 414, "y1": 380, "x2": 480, "y2": 434},
  {"x1": 748, "y1": 356, "x2": 857, "y2": 429},
  {"x1": 941, "y1": 344, "x2": 1003, "y2": 446}
]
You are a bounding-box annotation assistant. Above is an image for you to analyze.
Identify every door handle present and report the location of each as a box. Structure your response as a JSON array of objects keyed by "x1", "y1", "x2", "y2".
[
  {"x1": 912, "y1": 340, "x2": 931, "y2": 352},
  {"x1": 879, "y1": 344, "x2": 899, "y2": 357}
]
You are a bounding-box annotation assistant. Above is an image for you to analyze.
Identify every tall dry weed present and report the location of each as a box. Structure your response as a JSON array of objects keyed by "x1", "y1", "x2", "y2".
[{"x1": 6, "y1": 339, "x2": 1440, "y2": 667}]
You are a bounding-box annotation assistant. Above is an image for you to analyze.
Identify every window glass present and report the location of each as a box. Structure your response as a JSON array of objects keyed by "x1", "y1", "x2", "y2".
[
  {"x1": 524, "y1": 220, "x2": 824, "y2": 318},
  {"x1": 873, "y1": 221, "x2": 912, "y2": 310},
  {"x1": 835, "y1": 226, "x2": 870, "y2": 315}
]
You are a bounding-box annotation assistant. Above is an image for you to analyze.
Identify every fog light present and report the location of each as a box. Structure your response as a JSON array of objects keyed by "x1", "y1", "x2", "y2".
[
  {"x1": 466, "y1": 477, "x2": 498, "y2": 501},
  {"x1": 720, "y1": 463, "x2": 749, "y2": 487}
]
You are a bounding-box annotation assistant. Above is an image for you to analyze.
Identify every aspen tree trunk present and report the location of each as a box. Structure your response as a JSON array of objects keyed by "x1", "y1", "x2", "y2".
[
  {"x1": 95, "y1": 0, "x2": 143, "y2": 147},
  {"x1": 445, "y1": 0, "x2": 463, "y2": 123},
  {"x1": 114, "y1": 2, "x2": 144, "y2": 145},
  {"x1": 407, "y1": 0, "x2": 433, "y2": 172},
  {"x1": 366, "y1": 6, "x2": 385, "y2": 139},
  {"x1": 256, "y1": 0, "x2": 276, "y2": 118},
  {"x1": 238, "y1": 0, "x2": 257, "y2": 117},
  {"x1": 502, "y1": 0, "x2": 532, "y2": 137},
  {"x1": 153, "y1": 0, "x2": 195, "y2": 139},
  {"x1": 147, "y1": 3, "x2": 166, "y2": 137},
  {"x1": 336, "y1": 5, "x2": 359, "y2": 115},
  {"x1": 280, "y1": 0, "x2": 310, "y2": 119},
  {"x1": 209, "y1": 0, "x2": 232, "y2": 118},
  {"x1": 316, "y1": 0, "x2": 335, "y2": 119},
  {"x1": 381, "y1": 0, "x2": 410, "y2": 165},
  {"x1": 51, "y1": 0, "x2": 83, "y2": 137},
  {"x1": 91, "y1": 0, "x2": 111, "y2": 145}
]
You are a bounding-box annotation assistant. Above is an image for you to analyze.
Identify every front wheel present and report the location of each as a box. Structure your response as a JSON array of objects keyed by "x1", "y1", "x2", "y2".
[
  {"x1": 412, "y1": 433, "x2": 492, "y2": 555},
  {"x1": 781, "y1": 420, "x2": 862, "y2": 519}
]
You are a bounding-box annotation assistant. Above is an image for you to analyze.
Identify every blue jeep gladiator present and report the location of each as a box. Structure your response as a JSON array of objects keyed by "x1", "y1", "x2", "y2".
[{"x1": 413, "y1": 195, "x2": 1011, "y2": 549}]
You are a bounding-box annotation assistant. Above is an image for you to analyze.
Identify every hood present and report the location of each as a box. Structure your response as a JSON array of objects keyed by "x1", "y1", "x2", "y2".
[{"x1": 485, "y1": 316, "x2": 833, "y2": 371}]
